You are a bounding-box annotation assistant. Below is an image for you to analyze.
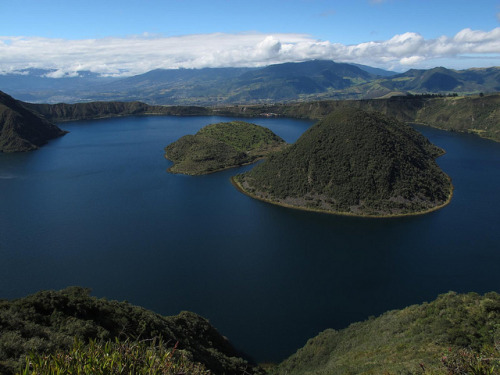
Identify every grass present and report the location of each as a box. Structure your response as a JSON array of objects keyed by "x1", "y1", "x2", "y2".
[{"x1": 19, "y1": 338, "x2": 210, "y2": 375}]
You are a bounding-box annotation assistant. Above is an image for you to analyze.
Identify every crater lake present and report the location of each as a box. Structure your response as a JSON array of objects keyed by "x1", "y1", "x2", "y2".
[{"x1": 1, "y1": 115, "x2": 499, "y2": 362}]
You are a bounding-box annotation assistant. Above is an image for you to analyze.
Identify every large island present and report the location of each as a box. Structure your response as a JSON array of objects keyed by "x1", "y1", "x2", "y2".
[{"x1": 233, "y1": 108, "x2": 453, "y2": 217}]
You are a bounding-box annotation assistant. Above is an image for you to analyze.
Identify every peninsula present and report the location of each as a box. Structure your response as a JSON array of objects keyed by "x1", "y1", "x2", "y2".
[
  {"x1": 164, "y1": 121, "x2": 286, "y2": 175},
  {"x1": 233, "y1": 108, "x2": 453, "y2": 217},
  {"x1": 0, "y1": 90, "x2": 67, "y2": 152}
]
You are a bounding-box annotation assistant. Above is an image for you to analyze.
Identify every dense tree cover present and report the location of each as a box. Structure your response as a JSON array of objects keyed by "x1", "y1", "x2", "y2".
[
  {"x1": 0, "y1": 287, "x2": 260, "y2": 375},
  {"x1": 273, "y1": 291, "x2": 500, "y2": 375},
  {"x1": 164, "y1": 121, "x2": 286, "y2": 175},
  {"x1": 26, "y1": 101, "x2": 211, "y2": 122},
  {"x1": 235, "y1": 108, "x2": 452, "y2": 216},
  {"x1": 2, "y1": 288, "x2": 499, "y2": 374},
  {"x1": 215, "y1": 94, "x2": 500, "y2": 143}
]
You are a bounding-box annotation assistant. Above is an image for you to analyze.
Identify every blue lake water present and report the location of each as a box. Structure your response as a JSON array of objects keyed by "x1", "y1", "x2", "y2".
[{"x1": 1, "y1": 115, "x2": 499, "y2": 362}]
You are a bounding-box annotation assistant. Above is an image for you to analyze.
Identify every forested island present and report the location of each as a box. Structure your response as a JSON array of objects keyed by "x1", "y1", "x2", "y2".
[
  {"x1": 164, "y1": 121, "x2": 286, "y2": 175},
  {"x1": 234, "y1": 108, "x2": 452, "y2": 217}
]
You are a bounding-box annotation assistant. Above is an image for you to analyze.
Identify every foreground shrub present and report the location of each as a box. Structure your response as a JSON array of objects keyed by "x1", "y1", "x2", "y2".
[{"x1": 19, "y1": 338, "x2": 210, "y2": 375}]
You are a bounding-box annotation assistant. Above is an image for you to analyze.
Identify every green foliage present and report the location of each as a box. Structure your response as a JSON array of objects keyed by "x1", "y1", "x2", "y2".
[
  {"x1": 0, "y1": 91, "x2": 67, "y2": 152},
  {"x1": 164, "y1": 121, "x2": 286, "y2": 175},
  {"x1": 19, "y1": 338, "x2": 210, "y2": 375},
  {"x1": 438, "y1": 346, "x2": 500, "y2": 375},
  {"x1": 273, "y1": 292, "x2": 500, "y2": 375},
  {"x1": 197, "y1": 121, "x2": 284, "y2": 153},
  {"x1": 237, "y1": 108, "x2": 452, "y2": 216},
  {"x1": 0, "y1": 287, "x2": 259, "y2": 375}
]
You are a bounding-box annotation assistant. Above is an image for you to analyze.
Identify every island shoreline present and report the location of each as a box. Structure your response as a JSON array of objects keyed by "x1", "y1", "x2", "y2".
[{"x1": 231, "y1": 176, "x2": 454, "y2": 219}]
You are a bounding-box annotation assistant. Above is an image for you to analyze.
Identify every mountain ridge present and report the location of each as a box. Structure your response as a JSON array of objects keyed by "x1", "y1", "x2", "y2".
[{"x1": 2, "y1": 60, "x2": 498, "y2": 104}]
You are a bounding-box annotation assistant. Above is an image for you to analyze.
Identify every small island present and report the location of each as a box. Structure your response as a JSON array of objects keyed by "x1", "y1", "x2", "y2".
[
  {"x1": 164, "y1": 121, "x2": 286, "y2": 175},
  {"x1": 233, "y1": 108, "x2": 453, "y2": 217}
]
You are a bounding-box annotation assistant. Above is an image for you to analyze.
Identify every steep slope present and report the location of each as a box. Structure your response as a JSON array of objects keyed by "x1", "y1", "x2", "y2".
[
  {"x1": 273, "y1": 291, "x2": 500, "y2": 375},
  {"x1": 0, "y1": 287, "x2": 261, "y2": 375},
  {"x1": 234, "y1": 108, "x2": 452, "y2": 216},
  {"x1": 165, "y1": 121, "x2": 286, "y2": 175},
  {"x1": 0, "y1": 91, "x2": 67, "y2": 152}
]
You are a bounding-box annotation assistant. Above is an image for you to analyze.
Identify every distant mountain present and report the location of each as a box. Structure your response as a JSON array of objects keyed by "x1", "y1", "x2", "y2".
[
  {"x1": 374, "y1": 66, "x2": 500, "y2": 94},
  {"x1": 234, "y1": 107, "x2": 452, "y2": 217},
  {"x1": 0, "y1": 69, "x2": 117, "y2": 103},
  {"x1": 1, "y1": 61, "x2": 499, "y2": 105},
  {"x1": 225, "y1": 60, "x2": 374, "y2": 102},
  {"x1": 350, "y1": 63, "x2": 398, "y2": 76},
  {"x1": 0, "y1": 90, "x2": 67, "y2": 152}
]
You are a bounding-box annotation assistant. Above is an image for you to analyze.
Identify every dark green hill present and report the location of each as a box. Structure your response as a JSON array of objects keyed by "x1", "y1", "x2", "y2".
[
  {"x1": 228, "y1": 60, "x2": 374, "y2": 102},
  {"x1": 234, "y1": 108, "x2": 452, "y2": 217},
  {"x1": 0, "y1": 91, "x2": 67, "y2": 152},
  {"x1": 273, "y1": 291, "x2": 500, "y2": 375},
  {"x1": 0, "y1": 287, "x2": 261, "y2": 375},
  {"x1": 165, "y1": 121, "x2": 286, "y2": 175},
  {"x1": 25, "y1": 100, "x2": 210, "y2": 122}
]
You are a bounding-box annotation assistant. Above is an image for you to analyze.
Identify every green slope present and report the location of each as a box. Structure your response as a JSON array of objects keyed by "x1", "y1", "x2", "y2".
[
  {"x1": 164, "y1": 121, "x2": 286, "y2": 175},
  {"x1": 0, "y1": 91, "x2": 67, "y2": 152},
  {"x1": 0, "y1": 287, "x2": 261, "y2": 375},
  {"x1": 273, "y1": 291, "x2": 500, "y2": 375},
  {"x1": 234, "y1": 108, "x2": 452, "y2": 217}
]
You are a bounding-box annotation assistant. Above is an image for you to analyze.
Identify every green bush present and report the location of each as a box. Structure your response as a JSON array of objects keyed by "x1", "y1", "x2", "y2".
[{"x1": 19, "y1": 338, "x2": 210, "y2": 375}]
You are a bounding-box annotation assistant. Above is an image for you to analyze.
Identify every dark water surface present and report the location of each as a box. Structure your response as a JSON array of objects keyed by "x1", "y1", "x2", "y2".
[{"x1": 1, "y1": 116, "x2": 499, "y2": 362}]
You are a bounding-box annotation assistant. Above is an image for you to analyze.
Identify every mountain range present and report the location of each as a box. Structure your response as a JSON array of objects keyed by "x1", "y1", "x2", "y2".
[{"x1": 1, "y1": 60, "x2": 498, "y2": 105}]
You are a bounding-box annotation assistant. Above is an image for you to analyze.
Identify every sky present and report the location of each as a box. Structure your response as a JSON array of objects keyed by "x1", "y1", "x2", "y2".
[{"x1": 1, "y1": 0, "x2": 500, "y2": 77}]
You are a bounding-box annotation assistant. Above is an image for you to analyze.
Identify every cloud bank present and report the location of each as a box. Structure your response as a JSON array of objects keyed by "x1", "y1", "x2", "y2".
[{"x1": 1, "y1": 28, "x2": 499, "y2": 77}]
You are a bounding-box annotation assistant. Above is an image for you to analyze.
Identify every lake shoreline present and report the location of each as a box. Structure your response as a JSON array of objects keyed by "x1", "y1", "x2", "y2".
[{"x1": 231, "y1": 176, "x2": 454, "y2": 219}]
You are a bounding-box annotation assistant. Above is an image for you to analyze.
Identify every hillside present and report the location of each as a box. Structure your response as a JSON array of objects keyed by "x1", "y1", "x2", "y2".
[
  {"x1": 0, "y1": 91, "x2": 67, "y2": 152},
  {"x1": 7, "y1": 93, "x2": 499, "y2": 155},
  {"x1": 2, "y1": 289, "x2": 498, "y2": 375},
  {"x1": 25, "y1": 100, "x2": 211, "y2": 122},
  {"x1": 4, "y1": 61, "x2": 498, "y2": 105},
  {"x1": 0, "y1": 287, "x2": 261, "y2": 375},
  {"x1": 273, "y1": 291, "x2": 500, "y2": 375},
  {"x1": 216, "y1": 93, "x2": 500, "y2": 142},
  {"x1": 165, "y1": 121, "x2": 286, "y2": 175},
  {"x1": 234, "y1": 108, "x2": 452, "y2": 217}
]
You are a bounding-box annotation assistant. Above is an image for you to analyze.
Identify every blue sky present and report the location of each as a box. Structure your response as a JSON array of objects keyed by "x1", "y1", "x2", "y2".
[{"x1": 1, "y1": 0, "x2": 499, "y2": 76}]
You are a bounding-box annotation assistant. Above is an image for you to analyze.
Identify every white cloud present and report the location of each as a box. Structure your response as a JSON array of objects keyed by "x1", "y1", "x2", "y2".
[{"x1": 0, "y1": 28, "x2": 499, "y2": 77}]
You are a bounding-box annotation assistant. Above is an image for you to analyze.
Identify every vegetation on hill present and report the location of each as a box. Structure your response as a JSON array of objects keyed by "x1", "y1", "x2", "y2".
[
  {"x1": 0, "y1": 91, "x2": 67, "y2": 152},
  {"x1": 5, "y1": 91, "x2": 499, "y2": 152},
  {"x1": 1, "y1": 288, "x2": 499, "y2": 375},
  {"x1": 25, "y1": 101, "x2": 211, "y2": 122},
  {"x1": 20, "y1": 338, "x2": 211, "y2": 375},
  {"x1": 215, "y1": 93, "x2": 500, "y2": 142},
  {"x1": 272, "y1": 291, "x2": 500, "y2": 375},
  {"x1": 3, "y1": 61, "x2": 499, "y2": 105},
  {"x1": 234, "y1": 108, "x2": 452, "y2": 217},
  {"x1": 0, "y1": 287, "x2": 260, "y2": 375},
  {"x1": 164, "y1": 121, "x2": 286, "y2": 175}
]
